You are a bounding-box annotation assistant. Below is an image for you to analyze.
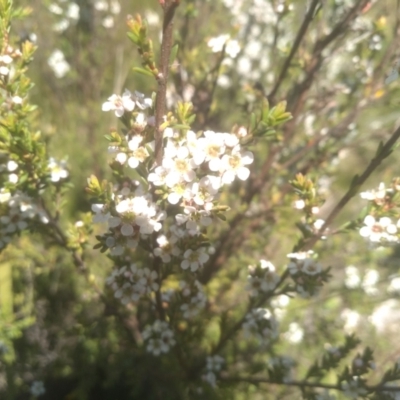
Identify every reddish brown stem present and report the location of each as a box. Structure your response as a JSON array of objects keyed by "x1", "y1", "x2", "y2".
[{"x1": 154, "y1": 0, "x2": 180, "y2": 166}]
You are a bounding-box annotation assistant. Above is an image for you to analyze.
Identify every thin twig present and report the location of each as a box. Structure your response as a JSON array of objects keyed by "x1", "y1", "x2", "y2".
[
  {"x1": 154, "y1": 0, "x2": 180, "y2": 166},
  {"x1": 268, "y1": 0, "x2": 322, "y2": 103},
  {"x1": 219, "y1": 374, "x2": 400, "y2": 393}
]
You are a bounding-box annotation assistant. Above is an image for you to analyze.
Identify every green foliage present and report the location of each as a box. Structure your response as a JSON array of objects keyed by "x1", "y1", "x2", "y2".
[{"x1": 2, "y1": 0, "x2": 400, "y2": 400}]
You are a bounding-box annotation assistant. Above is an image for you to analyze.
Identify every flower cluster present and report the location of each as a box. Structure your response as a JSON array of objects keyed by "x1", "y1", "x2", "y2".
[
  {"x1": 358, "y1": 181, "x2": 400, "y2": 245},
  {"x1": 359, "y1": 215, "x2": 399, "y2": 244},
  {"x1": 242, "y1": 308, "x2": 279, "y2": 347},
  {"x1": 106, "y1": 263, "x2": 159, "y2": 305},
  {"x1": 102, "y1": 89, "x2": 152, "y2": 118},
  {"x1": 48, "y1": 157, "x2": 69, "y2": 183},
  {"x1": 179, "y1": 279, "x2": 207, "y2": 319},
  {"x1": 0, "y1": 191, "x2": 49, "y2": 249},
  {"x1": 287, "y1": 251, "x2": 326, "y2": 298},
  {"x1": 142, "y1": 320, "x2": 176, "y2": 356},
  {"x1": 48, "y1": 0, "x2": 121, "y2": 33},
  {"x1": 207, "y1": 34, "x2": 241, "y2": 58},
  {"x1": 0, "y1": 45, "x2": 20, "y2": 78},
  {"x1": 202, "y1": 355, "x2": 224, "y2": 387},
  {"x1": 92, "y1": 183, "x2": 166, "y2": 257},
  {"x1": 96, "y1": 89, "x2": 254, "y2": 276},
  {"x1": 246, "y1": 259, "x2": 280, "y2": 296}
]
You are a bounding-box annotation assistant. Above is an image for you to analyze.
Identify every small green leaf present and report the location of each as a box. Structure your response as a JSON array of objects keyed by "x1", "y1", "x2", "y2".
[{"x1": 132, "y1": 67, "x2": 154, "y2": 78}]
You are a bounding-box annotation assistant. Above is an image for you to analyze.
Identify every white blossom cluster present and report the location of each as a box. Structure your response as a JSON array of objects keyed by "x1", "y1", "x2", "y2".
[
  {"x1": 1, "y1": 159, "x2": 19, "y2": 184},
  {"x1": 97, "y1": 89, "x2": 254, "y2": 275},
  {"x1": 142, "y1": 320, "x2": 176, "y2": 356},
  {"x1": 359, "y1": 215, "x2": 400, "y2": 244},
  {"x1": 92, "y1": 184, "x2": 166, "y2": 257},
  {"x1": 207, "y1": 35, "x2": 240, "y2": 59},
  {"x1": 1, "y1": 156, "x2": 67, "y2": 185},
  {"x1": 242, "y1": 308, "x2": 279, "y2": 347},
  {"x1": 202, "y1": 355, "x2": 224, "y2": 387},
  {"x1": 93, "y1": 0, "x2": 121, "y2": 29},
  {"x1": 0, "y1": 191, "x2": 49, "y2": 249},
  {"x1": 358, "y1": 182, "x2": 400, "y2": 245},
  {"x1": 287, "y1": 251, "x2": 324, "y2": 298},
  {"x1": 217, "y1": 0, "x2": 293, "y2": 85},
  {"x1": 246, "y1": 259, "x2": 280, "y2": 296},
  {"x1": 179, "y1": 279, "x2": 207, "y2": 319},
  {"x1": 0, "y1": 44, "x2": 20, "y2": 78},
  {"x1": 48, "y1": 157, "x2": 69, "y2": 182},
  {"x1": 48, "y1": 0, "x2": 121, "y2": 33},
  {"x1": 102, "y1": 89, "x2": 152, "y2": 118},
  {"x1": 106, "y1": 263, "x2": 159, "y2": 305},
  {"x1": 47, "y1": 50, "x2": 70, "y2": 79}
]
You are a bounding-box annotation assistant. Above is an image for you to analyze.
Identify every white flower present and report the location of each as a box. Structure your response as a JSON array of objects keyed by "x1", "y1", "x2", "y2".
[
  {"x1": 67, "y1": 3, "x2": 80, "y2": 19},
  {"x1": 0, "y1": 189, "x2": 11, "y2": 203},
  {"x1": 49, "y1": 3, "x2": 63, "y2": 14},
  {"x1": 197, "y1": 131, "x2": 226, "y2": 171},
  {"x1": 301, "y1": 258, "x2": 322, "y2": 275},
  {"x1": 102, "y1": 89, "x2": 135, "y2": 117},
  {"x1": 134, "y1": 90, "x2": 153, "y2": 109},
  {"x1": 48, "y1": 49, "x2": 70, "y2": 78},
  {"x1": 148, "y1": 165, "x2": 168, "y2": 186},
  {"x1": 220, "y1": 145, "x2": 254, "y2": 184},
  {"x1": 163, "y1": 146, "x2": 197, "y2": 186},
  {"x1": 362, "y1": 269, "x2": 379, "y2": 296},
  {"x1": 284, "y1": 322, "x2": 304, "y2": 343},
  {"x1": 360, "y1": 182, "x2": 387, "y2": 201},
  {"x1": 207, "y1": 35, "x2": 240, "y2": 58},
  {"x1": 30, "y1": 380, "x2": 46, "y2": 397},
  {"x1": 388, "y1": 276, "x2": 400, "y2": 294},
  {"x1": 143, "y1": 320, "x2": 175, "y2": 356},
  {"x1": 53, "y1": 19, "x2": 70, "y2": 33},
  {"x1": 127, "y1": 146, "x2": 149, "y2": 169},
  {"x1": 154, "y1": 235, "x2": 180, "y2": 262},
  {"x1": 345, "y1": 266, "x2": 361, "y2": 289},
  {"x1": 0, "y1": 65, "x2": 9, "y2": 75},
  {"x1": 7, "y1": 160, "x2": 18, "y2": 171},
  {"x1": 110, "y1": 0, "x2": 121, "y2": 14},
  {"x1": 359, "y1": 215, "x2": 398, "y2": 243},
  {"x1": 48, "y1": 158, "x2": 69, "y2": 182},
  {"x1": 341, "y1": 309, "x2": 360, "y2": 333},
  {"x1": 102, "y1": 16, "x2": 114, "y2": 28},
  {"x1": 12, "y1": 96, "x2": 22, "y2": 104},
  {"x1": 181, "y1": 247, "x2": 210, "y2": 271}
]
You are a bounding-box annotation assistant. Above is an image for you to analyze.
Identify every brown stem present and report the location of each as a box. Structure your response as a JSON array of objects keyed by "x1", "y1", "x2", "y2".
[
  {"x1": 154, "y1": 0, "x2": 180, "y2": 166},
  {"x1": 219, "y1": 374, "x2": 400, "y2": 393},
  {"x1": 268, "y1": 0, "x2": 322, "y2": 103}
]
